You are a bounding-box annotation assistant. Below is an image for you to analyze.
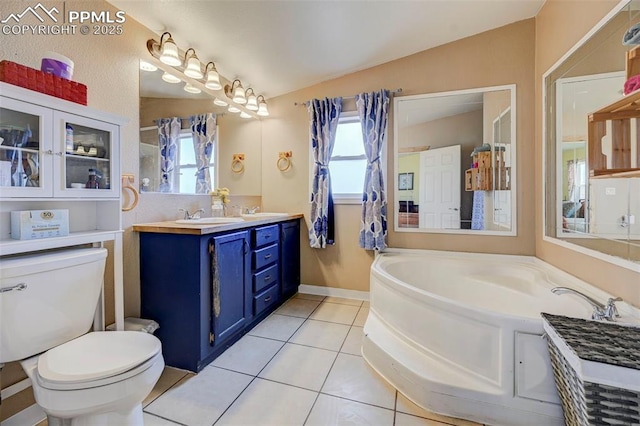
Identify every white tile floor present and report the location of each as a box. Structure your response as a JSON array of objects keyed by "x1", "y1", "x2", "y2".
[{"x1": 142, "y1": 294, "x2": 485, "y2": 426}]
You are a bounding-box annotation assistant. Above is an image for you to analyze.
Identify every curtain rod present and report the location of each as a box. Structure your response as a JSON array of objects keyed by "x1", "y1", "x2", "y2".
[{"x1": 293, "y1": 88, "x2": 402, "y2": 107}]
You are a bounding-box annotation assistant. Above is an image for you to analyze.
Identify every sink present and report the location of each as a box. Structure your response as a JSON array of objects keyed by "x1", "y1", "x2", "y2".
[
  {"x1": 241, "y1": 212, "x2": 289, "y2": 221},
  {"x1": 175, "y1": 217, "x2": 245, "y2": 225}
]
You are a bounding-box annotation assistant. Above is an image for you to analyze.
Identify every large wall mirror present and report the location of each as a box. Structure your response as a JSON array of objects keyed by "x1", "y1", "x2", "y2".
[
  {"x1": 394, "y1": 85, "x2": 516, "y2": 235},
  {"x1": 544, "y1": 0, "x2": 640, "y2": 267},
  {"x1": 138, "y1": 61, "x2": 262, "y2": 195}
]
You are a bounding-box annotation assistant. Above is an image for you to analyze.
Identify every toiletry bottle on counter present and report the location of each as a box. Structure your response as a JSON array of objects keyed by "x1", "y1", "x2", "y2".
[
  {"x1": 86, "y1": 168, "x2": 99, "y2": 189},
  {"x1": 211, "y1": 198, "x2": 224, "y2": 217},
  {"x1": 65, "y1": 124, "x2": 74, "y2": 153}
]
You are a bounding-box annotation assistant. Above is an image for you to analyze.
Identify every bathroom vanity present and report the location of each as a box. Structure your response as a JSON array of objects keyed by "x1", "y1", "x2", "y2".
[{"x1": 133, "y1": 215, "x2": 302, "y2": 372}]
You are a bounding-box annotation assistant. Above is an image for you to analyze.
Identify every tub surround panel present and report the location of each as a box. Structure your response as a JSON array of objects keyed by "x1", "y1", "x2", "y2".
[{"x1": 363, "y1": 249, "x2": 640, "y2": 425}]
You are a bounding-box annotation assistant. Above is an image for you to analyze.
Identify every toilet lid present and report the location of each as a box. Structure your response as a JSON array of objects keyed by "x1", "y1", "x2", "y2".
[{"x1": 37, "y1": 331, "x2": 161, "y2": 385}]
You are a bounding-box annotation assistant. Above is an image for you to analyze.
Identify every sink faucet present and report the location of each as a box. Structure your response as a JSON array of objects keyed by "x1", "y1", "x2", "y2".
[
  {"x1": 178, "y1": 208, "x2": 205, "y2": 220},
  {"x1": 246, "y1": 206, "x2": 260, "y2": 214},
  {"x1": 551, "y1": 287, "x2": 622, "y2": 321}
]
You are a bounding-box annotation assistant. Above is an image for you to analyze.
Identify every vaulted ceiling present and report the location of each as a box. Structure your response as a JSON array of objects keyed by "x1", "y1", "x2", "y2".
[{"x1": 110, "y1": 0, "x2": 545, "y2": 99}]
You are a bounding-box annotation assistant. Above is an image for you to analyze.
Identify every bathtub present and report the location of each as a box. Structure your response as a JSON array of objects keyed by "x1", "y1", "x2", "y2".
[{"x1": 362, "y1": 249, "x2": 639, "y2": 426}]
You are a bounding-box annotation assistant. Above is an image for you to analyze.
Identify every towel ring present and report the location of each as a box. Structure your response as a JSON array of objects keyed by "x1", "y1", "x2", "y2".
[
  {"x1": 231, "y1": 158, "x2": 245, "y2": 174},
  {"x1": 277, "y1": 155, "x2": 291, "y2": 172},
  {"x1": 121, "y1": 174, "x2": 139, "y2": 212}
]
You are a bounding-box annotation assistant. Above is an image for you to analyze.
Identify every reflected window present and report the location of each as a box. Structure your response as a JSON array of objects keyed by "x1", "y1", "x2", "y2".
[
  {"x1": 177, "y1": 131, "x2": 215, "y2": 194},
  {"x1": 329, "y1": 116, "x2": 367, "y2": 201}
]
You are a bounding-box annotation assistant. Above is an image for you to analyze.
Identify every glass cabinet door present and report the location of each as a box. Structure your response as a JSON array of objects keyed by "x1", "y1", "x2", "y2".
[
  {"x1": 54, "y1": 112, "x2": 119, "y2": 198},
  {"x1": 0, "y1": 97, "x2": 53, "y2": 197}
]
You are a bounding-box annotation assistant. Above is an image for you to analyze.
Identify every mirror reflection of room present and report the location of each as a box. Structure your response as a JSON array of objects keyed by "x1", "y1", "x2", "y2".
[
  {"x1": 395, "y1": 86, "x2": 514, "y2": 233},
  {"x1": 545, "y1": 2, "x2": 640, "y2": 263}
]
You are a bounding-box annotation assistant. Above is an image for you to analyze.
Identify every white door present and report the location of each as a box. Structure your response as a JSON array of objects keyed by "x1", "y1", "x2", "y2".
[{"x1": 419, "y1": 145, "x2": 461, "y2": 229}]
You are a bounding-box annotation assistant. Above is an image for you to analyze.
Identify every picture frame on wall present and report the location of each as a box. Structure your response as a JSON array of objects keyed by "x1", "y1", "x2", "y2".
[{"x1": 398, "y1": 172, "x2": 414, "y2": 190}]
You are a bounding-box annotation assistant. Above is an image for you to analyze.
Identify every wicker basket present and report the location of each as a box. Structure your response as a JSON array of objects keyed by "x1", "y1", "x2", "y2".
[{"x1": 542, "y1": 313, "x2": 640, "y2": 425}]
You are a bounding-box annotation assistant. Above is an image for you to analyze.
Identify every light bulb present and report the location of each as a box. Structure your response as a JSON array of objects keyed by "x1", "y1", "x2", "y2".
[
  {"x1": 162, "y1": 72, "x2": 181, "y2": 84},
  {"x1": 257, "y1": 100, "x2": 269, "y2": 117},
  {"x1": 159, "y1": 36, "x2": 181, "y2": 66},
  {"x1": 205, "y1": 69, "x2": 222, "y2": 90},
  {"x1": 184, "y1": 56, "x2": 203, "y2": 79},
  {"x1": 139, "y1": 60, "x2": 157, "y2": 72},
  {"x1": 184, "y1": 83, "x2": 201, "y2": 94},
  {"x1": 246, "y1": 93, "x2": 258, "y2": 111},
  {"x1": 232, "y1": 83, "x2": 247, "y2": 104}
]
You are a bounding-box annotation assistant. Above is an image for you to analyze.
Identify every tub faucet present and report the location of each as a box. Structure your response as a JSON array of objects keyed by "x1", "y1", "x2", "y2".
[
  {"x1": 179, "y1": 208, "x2": 205, "y2": 220},
  {"x1": 551, "y1": 287, "x2": 622, "y2": 321}
]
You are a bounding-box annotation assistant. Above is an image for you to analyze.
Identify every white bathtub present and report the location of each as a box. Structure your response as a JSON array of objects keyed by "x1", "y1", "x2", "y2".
[{"x1": 362, "y1": 249, "x2": 639, "y2": 426}]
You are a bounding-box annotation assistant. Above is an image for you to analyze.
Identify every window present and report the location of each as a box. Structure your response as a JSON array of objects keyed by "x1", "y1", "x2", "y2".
[
  {"x1": 176, "y1": 131, "x2": 216, "y2": 193},
  {"x1": 329, "y1": 115, "x2": 367, "y2": 203}
]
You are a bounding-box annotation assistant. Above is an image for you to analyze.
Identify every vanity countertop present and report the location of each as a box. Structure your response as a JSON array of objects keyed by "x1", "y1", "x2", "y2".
[{"x1": 133, "y1": 214, "x2": 304, "y2": 235}]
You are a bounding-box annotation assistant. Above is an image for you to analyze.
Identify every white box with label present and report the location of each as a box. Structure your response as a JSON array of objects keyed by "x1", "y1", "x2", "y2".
[{"x1": 10, "y1": 210, "x2": 70, "y2": 240}]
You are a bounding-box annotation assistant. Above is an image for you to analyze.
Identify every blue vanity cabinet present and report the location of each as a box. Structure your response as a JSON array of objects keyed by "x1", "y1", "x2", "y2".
[
  {"x1": 250, "y1": 225, "x2": 281, "y2": 322},
  {"x1": 280, "y1": 220, "x2": 301, "y2": 298},
  {"x1": 139, "y1": 230, "x2": 251, "y2": 372},
  {"x1": 211, "y1": 231, "x2": 253, "y2": 345},
  {"x1": 137, "y1": 217, "x2": 302, "y2": 373}
]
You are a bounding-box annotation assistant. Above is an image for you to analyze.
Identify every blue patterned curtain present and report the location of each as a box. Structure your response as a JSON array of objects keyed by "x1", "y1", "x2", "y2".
[
  {"x1": 157, "y1": 117, "x2": 180, "y2": 193},
  {"x1": 190, "y1": 113, "x2": 217, "y2": 194},
  {"x1": 356, "y1": 90, "x2": 390, "y2": 250},
  {"x1": 308, "y1": 97, "x2": 342, "y2": 248}
]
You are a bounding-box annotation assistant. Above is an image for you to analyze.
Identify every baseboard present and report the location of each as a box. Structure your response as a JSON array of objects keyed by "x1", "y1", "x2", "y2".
[
  {"x1": 299, "y1": 284, "x2": 369, "y2": 301},
  {"x1": 1, "y1": 378, "x2": 31, "y2": 400}
]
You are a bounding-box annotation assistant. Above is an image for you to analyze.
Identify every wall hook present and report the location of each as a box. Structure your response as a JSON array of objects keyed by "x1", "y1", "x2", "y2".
[{"x1": 231, "y1": 153, "x2": 245, "y2": 174}]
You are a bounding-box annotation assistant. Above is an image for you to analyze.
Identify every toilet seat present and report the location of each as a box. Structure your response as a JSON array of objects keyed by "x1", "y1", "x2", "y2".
[{"x1": 36, "y1": 331, "x2": 161, "y2": 391}]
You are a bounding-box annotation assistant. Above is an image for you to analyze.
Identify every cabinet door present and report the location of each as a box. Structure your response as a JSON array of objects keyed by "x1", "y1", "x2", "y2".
[
  {"x1": 53, "y1": 111, "x2": 119, "y2": 197},
  {"x1": 211, "y1": 231, "x2": 252, "y2": 345},
  {"x1": 280, "y1": 220, "x2": 301, "y2": 297},
  {"x1": 0, "y1": 97, "x2": 53, "y2": 197}
]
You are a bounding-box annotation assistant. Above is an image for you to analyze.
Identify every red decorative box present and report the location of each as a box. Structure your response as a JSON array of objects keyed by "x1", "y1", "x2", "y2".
[{"x1": 0, "y1": 60, "x2": 87, "y2": 105}]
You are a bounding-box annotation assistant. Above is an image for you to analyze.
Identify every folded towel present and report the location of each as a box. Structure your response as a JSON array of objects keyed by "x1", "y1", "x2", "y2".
[
  {"x1": 624, "y1": 74, "x2": 640, "y2": 95},
  {"x1": 623, "y1": 23, "x2": 640, "y2": 45}
]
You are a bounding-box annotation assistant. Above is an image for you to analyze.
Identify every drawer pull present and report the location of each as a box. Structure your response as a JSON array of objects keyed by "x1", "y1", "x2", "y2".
[
  {"x1": 264, "y1": 254, "x2": 272, "y2": 259},
  {"x1": 264, "y1": 275, "x2": 271, "y2": 281},
  {"x1": 264, "y1": 296, "x2": 272, "y2": 302},
  {"x1": 265, "y1": 235, "x2": 272, "y2": 239}
]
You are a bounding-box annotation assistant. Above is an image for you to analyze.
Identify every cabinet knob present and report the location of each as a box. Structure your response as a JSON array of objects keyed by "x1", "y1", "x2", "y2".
[
  {"x1": 45, "y1": 149, "x2": 53, "y2": 155},
  {"x1": 55, "y1": 151, "x2": 64, "y2": 156}
]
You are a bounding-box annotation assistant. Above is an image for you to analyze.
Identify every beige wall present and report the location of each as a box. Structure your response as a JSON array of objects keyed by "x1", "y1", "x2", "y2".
[
  {"x1": 262, "y1": 18, "x2": 536, "y2": 290},
  {"x1": 535, "y1": 0, "x2": 640, "y2": 307}
]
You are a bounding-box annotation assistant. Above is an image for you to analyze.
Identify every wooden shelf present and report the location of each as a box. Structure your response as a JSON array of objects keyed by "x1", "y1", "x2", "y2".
[
  {"x1": 590, "y1": 168, "x2": 640, "y2": 179},
  {"x1": 464, "y1": 167, "x2": 511, "y2": 191}
]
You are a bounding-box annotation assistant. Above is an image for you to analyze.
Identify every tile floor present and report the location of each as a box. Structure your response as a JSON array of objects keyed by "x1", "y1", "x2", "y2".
[{"x1": 141, "y1": 293, "x2": 485, "y2": 426}]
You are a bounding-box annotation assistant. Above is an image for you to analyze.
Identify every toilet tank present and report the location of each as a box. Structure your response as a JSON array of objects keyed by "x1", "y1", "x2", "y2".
[{"x1": 0, "y1": 248, "x2": 107, "y2": 363}]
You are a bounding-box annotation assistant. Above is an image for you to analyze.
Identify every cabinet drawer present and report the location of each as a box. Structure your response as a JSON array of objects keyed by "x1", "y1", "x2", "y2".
[
  {"x1": 253, "y1": 243, "x2": 279, "y2": 270},
  {"x1": 253, "y1": 263, "x2": 279, "y2": 293},
  {"x1": 254, "y1": 284, "x2": 279, "y2": 316},
  {"x1": 253, "y1": 225, "x2": 279, "y2": 248}
]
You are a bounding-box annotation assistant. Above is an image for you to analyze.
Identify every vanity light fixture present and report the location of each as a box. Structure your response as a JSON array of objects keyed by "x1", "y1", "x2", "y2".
[
  {"x1": 183, "y1": 48, "x2": 203, "y2": 79},
  {"x1": 256, "y1": 95, "x2": 269, "y2": 117},
  {"x1": 228, "y1": 105, "x2": 241, "y2": 113},
  {"x1": 184, "y1": 83, "x2": 201, "y2": 94},
  {"x1": 225, "y1": 79, "x2": 247, "y2": 104},
  {"x1": 159, "y1": 32, "x2": 181, "y2": 66},
  {"x1": 240, "y1": 111, "x2": 252, "y2": 119},
  {"x1": 139, "y1": 60, "x2": 157, "y2": 72},
  {"x1": 213, "y1": 98, "x2": 228, "y2": 107},
  {"x1": 245, "y1": 88, "x2": 259, "y2": 111},
  {"x1": 204, "y1": 62, "x2": 222, "y2": 90},
  {"x1": 161, "y1": 72, "x2": 181, "y2": 84}
]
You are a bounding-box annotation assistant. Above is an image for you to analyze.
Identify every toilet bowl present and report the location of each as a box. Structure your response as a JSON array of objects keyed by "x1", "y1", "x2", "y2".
[
  {"x1": 0, "y1": 248, "x2": 165, "y2": 425},
  {"x1": 21, "y1": 331, "x2": 164, "y2": 425}
]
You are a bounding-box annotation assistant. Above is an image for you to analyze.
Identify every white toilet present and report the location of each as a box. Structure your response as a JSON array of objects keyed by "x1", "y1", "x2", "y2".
[{"x1": 0, "y1": 248, "x2": 164, "y2": 425}]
